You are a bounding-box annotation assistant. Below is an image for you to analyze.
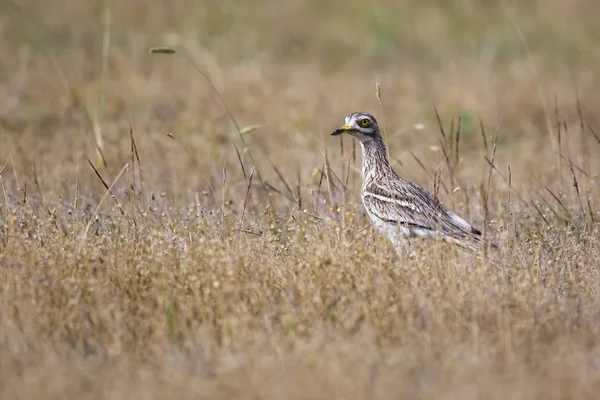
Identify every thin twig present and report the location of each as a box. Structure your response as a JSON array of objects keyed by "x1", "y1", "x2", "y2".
[
  {"x1": 568, "y1": 159, "x2": 585, "y2": 219},
  {"x1": 0, "y1": 160, "x2": 10, "y2": 222},
  {"x1": 544, "y1": 186, "x2": 572, "y2": 220},
  {"x1": 352, "y1": 221, "x2": 376, "y2": 237},
  {"x1": 79, "y1": 163, "x2": 129, "y2": 246},
  {"x1": 240, "y1": 168, "x2": 255, "y2": 223},
  {"x1": 234, "y1": 145, "x2": 247, "y2": 181},
  {"x1": 315, "y1": 162, "x2": 325, "y2": 214},
  {"x1": 479, "y1": 115, "x2": 488, "y2": 153},
  {"x1": 482, "y1": 123, "x2": 499, "y2": 257},
  {"x1": 484, "y1": 157, "x2": 551, "y2": 228},
  {"x1": 87, "y1": 157, "x2": 125, "y2": 216},
  {"x1": 269, "y1": 160, "x2": 296, "y2": 201},
  {"x1": 586, "y1": 124, "x2": 600, "y2": 146}
]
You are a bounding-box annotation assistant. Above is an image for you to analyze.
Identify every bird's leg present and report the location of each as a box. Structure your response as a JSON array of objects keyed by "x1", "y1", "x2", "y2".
[{"x1": 388, "y1": 230, "x2": 415, "y2": 259}]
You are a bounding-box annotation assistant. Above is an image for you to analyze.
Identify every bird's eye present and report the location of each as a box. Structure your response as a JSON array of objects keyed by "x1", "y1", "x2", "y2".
[{"x1": 359, "y1": 118, "x2": 370, "y2": 127}]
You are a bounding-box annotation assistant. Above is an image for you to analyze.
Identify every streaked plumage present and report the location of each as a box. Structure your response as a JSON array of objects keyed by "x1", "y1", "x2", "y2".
[{"x1": 331, "y1": 112, "x2": 492, "y2": 255}]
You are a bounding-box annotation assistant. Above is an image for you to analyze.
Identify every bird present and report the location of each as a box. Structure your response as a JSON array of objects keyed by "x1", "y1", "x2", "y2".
[{"x1": 331, "y1": 112, "x2": 494, "y2": 256}]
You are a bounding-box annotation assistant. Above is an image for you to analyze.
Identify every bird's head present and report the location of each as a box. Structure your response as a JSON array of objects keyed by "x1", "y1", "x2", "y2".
[{"x1": 330, "y1": 112, "x2": 380, "y2": 142}]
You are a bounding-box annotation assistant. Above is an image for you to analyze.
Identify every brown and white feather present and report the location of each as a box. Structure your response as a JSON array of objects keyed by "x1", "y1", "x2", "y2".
[{"x1": 332, "y1": 112, "x2": 494, "y2": 255}]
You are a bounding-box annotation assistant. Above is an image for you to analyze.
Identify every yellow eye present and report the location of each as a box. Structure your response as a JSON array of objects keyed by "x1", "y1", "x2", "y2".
[{"x1": 359, "y1": 118, "x2": 370, "y2": 127}]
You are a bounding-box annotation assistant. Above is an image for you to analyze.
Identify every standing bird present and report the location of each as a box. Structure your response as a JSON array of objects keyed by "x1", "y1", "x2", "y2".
[{"x1": 331, "y1": 112, "x2": 493, "y2": 256}]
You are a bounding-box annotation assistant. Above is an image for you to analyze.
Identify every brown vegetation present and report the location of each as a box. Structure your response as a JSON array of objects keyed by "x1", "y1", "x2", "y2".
[{"x1": 1, "y1": 0, "x2": 599, "y2": 398}]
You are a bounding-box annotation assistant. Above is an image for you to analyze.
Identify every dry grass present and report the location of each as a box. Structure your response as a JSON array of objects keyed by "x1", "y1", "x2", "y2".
[{"x1": 1, "y1": 0, "x2": 600, "y2": 398}]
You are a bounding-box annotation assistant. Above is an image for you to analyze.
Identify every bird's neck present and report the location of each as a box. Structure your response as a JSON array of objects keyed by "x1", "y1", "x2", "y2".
[{"x1": 360, "y1": 137, "x2": 391, "y2": 179}]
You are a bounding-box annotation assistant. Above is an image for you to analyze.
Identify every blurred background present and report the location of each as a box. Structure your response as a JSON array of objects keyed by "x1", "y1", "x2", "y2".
[
  {"x1": 2, "y1": 2, "x2": 600, "y2": 397},
  {"x1": 0, "y1": 0, "x2": 599, "y2": 207}
]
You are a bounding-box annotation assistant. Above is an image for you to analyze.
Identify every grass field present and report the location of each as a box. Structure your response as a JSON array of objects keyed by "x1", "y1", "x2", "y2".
[{"x1": 1, "y1": 0, "x2": 600, "y2": 398}]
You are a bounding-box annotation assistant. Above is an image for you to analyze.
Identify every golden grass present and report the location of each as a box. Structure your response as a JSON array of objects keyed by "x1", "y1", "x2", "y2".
[{"x1": 1, "y1": 0, "x2": 600, "y2": 398}]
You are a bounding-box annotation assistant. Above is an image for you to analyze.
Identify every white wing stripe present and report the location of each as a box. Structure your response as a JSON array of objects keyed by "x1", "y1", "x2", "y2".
[{"x1": 363, "y1": 192, "x2": 422, "y2": 213}]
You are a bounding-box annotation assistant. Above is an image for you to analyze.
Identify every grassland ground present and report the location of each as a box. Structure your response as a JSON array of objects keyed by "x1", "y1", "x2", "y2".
[{"x1": 1, "y1": 0, "x2": 600, "y2": 398}]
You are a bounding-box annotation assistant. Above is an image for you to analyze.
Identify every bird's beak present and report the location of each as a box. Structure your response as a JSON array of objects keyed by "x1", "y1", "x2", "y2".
[{"x1": 330, "y1": 124, "x2": 354, "y2": 136}]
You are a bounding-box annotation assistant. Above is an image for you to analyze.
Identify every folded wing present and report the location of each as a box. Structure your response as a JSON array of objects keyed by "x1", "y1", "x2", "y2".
[{"x1": 362, "y1": 179, "x2": 485, "y2": 252}]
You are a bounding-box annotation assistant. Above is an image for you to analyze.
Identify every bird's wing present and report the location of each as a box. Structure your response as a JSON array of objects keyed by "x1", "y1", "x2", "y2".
[
  {"x1": 363, "y1": 179, "x2": 481, "y2": 241},
  {"x1": 362, "y1": 185, "x2": 434, "y2": 230}
]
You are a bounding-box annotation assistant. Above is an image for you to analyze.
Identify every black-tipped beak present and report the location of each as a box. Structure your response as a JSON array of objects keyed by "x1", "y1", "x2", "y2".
[{"x1": 330, "y1": 124, "x2": 353, "y2": 136}]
